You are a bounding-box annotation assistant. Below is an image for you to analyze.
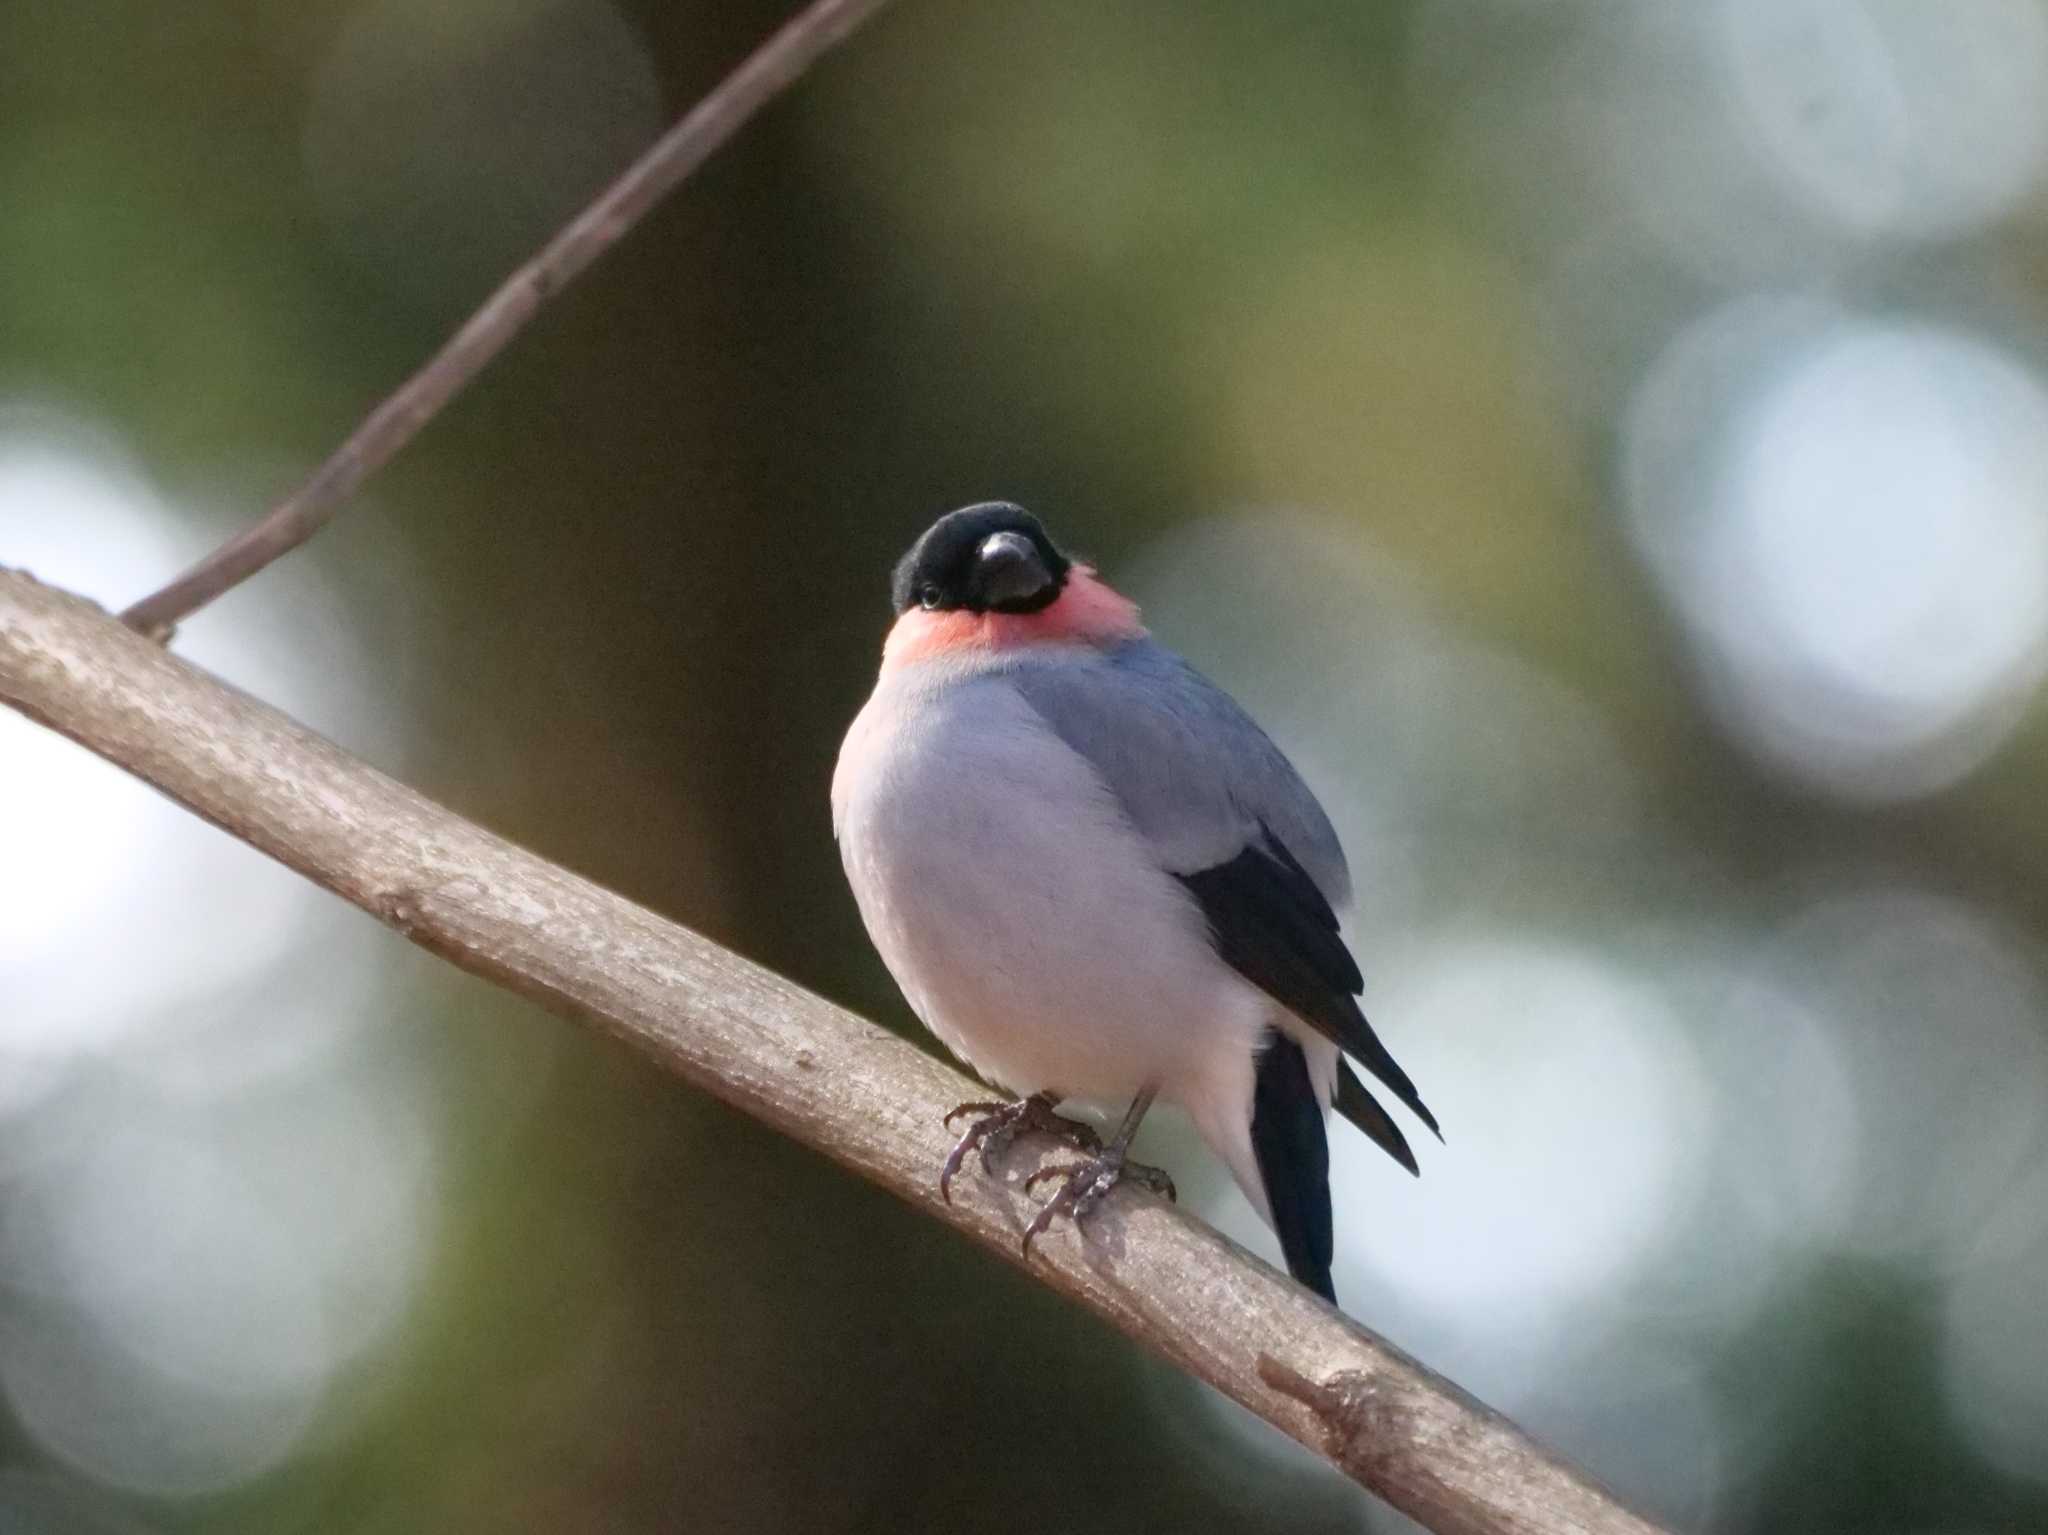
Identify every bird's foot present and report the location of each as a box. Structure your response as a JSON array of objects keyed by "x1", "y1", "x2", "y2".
[
  {"x1": 939, "y1": 1093, "x2": 1101, "y2": 1204},
  {"x1": 1019, "y1": 1144, "x2": 1177, "y2": 1257}
]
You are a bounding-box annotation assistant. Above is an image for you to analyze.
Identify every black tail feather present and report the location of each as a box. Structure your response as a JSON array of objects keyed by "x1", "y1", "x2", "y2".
[
  {"x1": 1334, "y1": 1060, "x2": 1419, "y2": 1176},
  {"x1": 1251, "y1": 1032, "x2": 1335, "y2": 1302}
]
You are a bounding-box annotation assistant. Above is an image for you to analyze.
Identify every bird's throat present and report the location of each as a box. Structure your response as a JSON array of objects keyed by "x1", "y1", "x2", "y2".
[{"x1": 880, "y1": 566, "x2": 1145, "y2": 672}]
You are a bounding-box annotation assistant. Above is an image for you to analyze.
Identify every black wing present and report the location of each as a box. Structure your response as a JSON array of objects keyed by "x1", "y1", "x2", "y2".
[
  {"x1": 1177, "y1": 830, "x2": 1440, "y2": 1163},
  {"x1": 1336, "y1": 1060, "x2": 1419, "y2": 1177}
]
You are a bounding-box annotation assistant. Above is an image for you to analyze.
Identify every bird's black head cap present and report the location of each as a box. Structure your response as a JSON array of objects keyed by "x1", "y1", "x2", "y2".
[{"x1": 891, "y1": 502, "x2": 1071, "y2": 616}]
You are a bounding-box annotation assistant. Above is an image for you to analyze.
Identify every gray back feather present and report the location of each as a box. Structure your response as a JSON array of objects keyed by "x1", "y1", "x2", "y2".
[{"x1": 1005, "y1": 639, "x2": 1352, "y2": 906}]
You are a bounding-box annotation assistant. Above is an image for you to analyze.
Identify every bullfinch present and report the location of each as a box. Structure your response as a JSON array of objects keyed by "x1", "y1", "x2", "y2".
[{"x1": 831, "y1": 503, "x2": 1437, "y2": 1303}]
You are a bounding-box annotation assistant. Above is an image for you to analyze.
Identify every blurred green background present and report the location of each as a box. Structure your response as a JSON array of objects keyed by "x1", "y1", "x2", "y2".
[{"x1": 7, "y1": 1, "x2": 2048, "y2": 1530}]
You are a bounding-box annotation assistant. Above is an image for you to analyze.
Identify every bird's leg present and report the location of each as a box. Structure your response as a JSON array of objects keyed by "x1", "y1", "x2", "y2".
[
  {"x1": 1020, "y1": 1086, "x2": 1177, "y2": 1257},
  {"x1": 939, "y1": 1091, "x2": 1101, "y2": 1203}
]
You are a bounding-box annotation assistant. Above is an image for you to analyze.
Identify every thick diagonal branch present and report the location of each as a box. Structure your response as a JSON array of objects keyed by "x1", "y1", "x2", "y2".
[
  {"x1": 117, "y1": 0, "x2": 894, "y2": 639},
  {"x1": 1, "y1": 569, "x2": 1670, "y2": 1535}
]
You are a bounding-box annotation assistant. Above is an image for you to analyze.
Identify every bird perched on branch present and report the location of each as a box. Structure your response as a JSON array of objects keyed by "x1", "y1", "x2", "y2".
[{"x1": 831, "y1": 503, "x2": 1437, "y2": 1303}]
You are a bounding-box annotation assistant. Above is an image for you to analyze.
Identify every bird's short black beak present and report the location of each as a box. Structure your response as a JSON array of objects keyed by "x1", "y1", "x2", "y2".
[{"x1": 975, "y1": 530, "x2": 1058, "y2": 612}]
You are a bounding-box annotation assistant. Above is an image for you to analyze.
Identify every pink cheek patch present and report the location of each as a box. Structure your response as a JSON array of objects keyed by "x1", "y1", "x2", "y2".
[
  {"x1": 1045, "y1": 567, "x2": 1145, "y2": 642},
  {"x1": 880, "y1": 566, "x2": 1147, "y2": 672},
  {"x1": 882, "y1": 608, "x2": 989, "y2": 668}
]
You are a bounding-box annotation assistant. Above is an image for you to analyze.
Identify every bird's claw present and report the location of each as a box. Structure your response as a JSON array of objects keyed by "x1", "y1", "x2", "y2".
[
  {"x1": 938, "y1": 1094, "x2": 1101, "y2": 1204},
  {"x1": 942, "y1": 1099, "x2": 1006, "y2": 1132},
  {"x1": 1019, "y1": 1145, "x2": 1177, "y2": 1258}
]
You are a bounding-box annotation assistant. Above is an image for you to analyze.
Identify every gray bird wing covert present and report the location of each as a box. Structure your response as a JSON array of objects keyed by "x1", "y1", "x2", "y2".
[
  {"x1": 1004, "y1": 639, "x2": 1352, "y2": 902},
  {"x1": 1006, "y1": 639, "x2": 1439, "y2": 1151}
]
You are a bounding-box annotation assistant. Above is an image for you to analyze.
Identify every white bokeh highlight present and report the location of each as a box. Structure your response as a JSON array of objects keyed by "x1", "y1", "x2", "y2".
[
  {"x1": 1719, "y1": 0, "x2": 2048, "y2": 245},
  {"x1": 1625, "y1": 306, "x2": 2048, "y2": 800},
  {"x1": 1334, "y1": 939, "x2": 1708, "y2": 1325},
  {"x1": 2, "y1": 424, "x2": 390, "y2": 1069},
  {"x1": 0, "y1": 409, "x2": 442, "y2": 1497},
  {"x1": 0, "y1": 435, "x2": 181, "y2": 977},
  {"x1": 1417, "y1": 0, "x2": 2048, "y2": 279}
]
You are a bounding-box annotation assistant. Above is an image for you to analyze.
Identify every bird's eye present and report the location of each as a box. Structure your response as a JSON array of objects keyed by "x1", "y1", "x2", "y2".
[{"x1": 920, "y1": 585, "x2": 943, "y2": 610}]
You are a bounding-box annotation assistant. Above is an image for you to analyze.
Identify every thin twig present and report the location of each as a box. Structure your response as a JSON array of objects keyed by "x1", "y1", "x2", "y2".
[
  {"x1": 2, "y1": 570, "x2": 1675, "y2": 1535},
  {"x1": 117, "y1": 0, "x2": 895, "y2": 640}
]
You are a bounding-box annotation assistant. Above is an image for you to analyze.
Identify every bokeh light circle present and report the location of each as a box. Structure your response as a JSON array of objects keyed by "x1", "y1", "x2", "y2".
[
  {"x1": 1330, "y1": 938, "x2": 1708, "y2": 1324},
  {"x1": 1625, "y1": 306, "x2": 2048, "y2": 800},
  {"x1": 0, "y1": 432, "x2": 181, "y2": 972},
  {"x1": 1, "y1": 408, "x2": 441, "y2": 1499},
  {"x1": 1, "y1": 423, "x2": 373, "y2": 1072},
  {"x1": 0, "y1": 1127, "x2": 328, "y2": 1495},
  {"x1": 1718, "y1": 0, "x2": 2048, "y2": 245}
]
